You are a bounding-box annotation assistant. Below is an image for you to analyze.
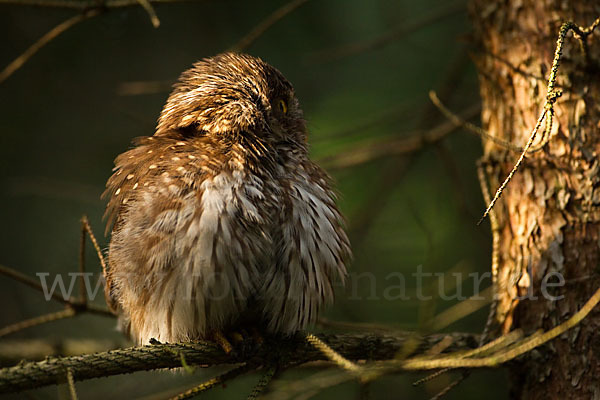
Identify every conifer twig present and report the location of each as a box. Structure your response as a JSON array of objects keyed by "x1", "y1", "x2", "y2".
[
  {"x1": 66, "y1": 368, "x2": 78, "y2": 400},
  {"x1": 305, "y1": 333, "x2": 361, "y2": 373},
  {"x1": 0, "y1": 9, "x2": 100, "y2": 85},
  {"x1": 246, "y1": 366, "x2": 277, "y2": 400},
  {"x1": 229, "y1": 0, "x2": 310, "y2": 52},
  {"x1": 169, "y1": 363, "x2": 254, "y2": 400}
]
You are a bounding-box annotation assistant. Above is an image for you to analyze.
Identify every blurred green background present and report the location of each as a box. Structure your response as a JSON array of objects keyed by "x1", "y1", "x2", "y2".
[{"x1": 0, "y1": 0, "x2": 507, "y2": 398}]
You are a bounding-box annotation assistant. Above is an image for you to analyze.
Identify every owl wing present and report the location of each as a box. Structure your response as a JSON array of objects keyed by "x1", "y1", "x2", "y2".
[
  {"x1": 103, "y1": 135, "x2": 270, "y2": 343},
  {"x1": 260, "y1": 161, "x2": 351, "y2": 333},
  {"x1": 102, "y1": 136, "x2": 200, "y2": 313}
]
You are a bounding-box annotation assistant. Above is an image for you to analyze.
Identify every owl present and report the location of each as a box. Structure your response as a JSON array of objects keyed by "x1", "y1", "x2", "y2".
[{"x1": 103, "y1": 53, "x2": 351, "y2": 346}]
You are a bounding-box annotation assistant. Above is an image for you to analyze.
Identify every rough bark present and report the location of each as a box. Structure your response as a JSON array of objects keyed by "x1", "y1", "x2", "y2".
[
  {"x1": 469, "y1": 1, "x2": 600, "y2": 398},
  {"x1": 0, "y1": 332, "x2": 479, "y2": 394}
]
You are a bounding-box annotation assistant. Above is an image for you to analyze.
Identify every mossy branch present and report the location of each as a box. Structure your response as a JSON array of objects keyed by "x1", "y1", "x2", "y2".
[{"x1": 0, "y1": 332, "x2": 478, "y2": 394}]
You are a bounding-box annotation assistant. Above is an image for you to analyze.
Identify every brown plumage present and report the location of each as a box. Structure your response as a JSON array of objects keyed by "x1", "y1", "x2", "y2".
[{"x1": 103, "y1": 53, "x2": 351, "y2": 345}]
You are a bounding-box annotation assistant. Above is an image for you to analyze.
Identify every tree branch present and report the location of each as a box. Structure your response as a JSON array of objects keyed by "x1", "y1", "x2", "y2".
[
  {"x1": 228, "y1": 0, "x2": 310, "y2": 52},
  {"x1": 0, "y1": 338, "x2": 128, "y2": 364},
  {"x1": 0, "y1": 0, "x2": 195, "y2": 8},
  {"x1": 309, "y1": 0, "x2": 464, "y2": 63},
  {"x1": 0, "y1": 332, "x2": 478, "y2": 394},
  {"x1": 0, "y1": 9, "x2": 100, "y2": 85},
  {"x1": 317, "y1": 103, "x2": 481, "y2": 171}
]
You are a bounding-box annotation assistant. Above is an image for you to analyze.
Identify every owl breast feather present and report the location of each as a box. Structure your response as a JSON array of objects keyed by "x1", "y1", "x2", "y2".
[{"x1": 106, "y1": 138, "x2": 350, "y2": 344}]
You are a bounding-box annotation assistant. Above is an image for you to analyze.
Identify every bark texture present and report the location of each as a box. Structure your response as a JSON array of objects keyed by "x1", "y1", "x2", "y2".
[
  {"x1": 470, "y1": 1, "x2": 600, "y2": 398},
  {"x1": 0, "y1": 332, "x2": 478, "y2": 393}
]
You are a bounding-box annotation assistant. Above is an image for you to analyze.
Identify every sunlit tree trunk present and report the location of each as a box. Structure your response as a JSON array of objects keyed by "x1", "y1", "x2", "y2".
[{"x1": 469, "y1": 1, "x2": 600, "y2": 398}]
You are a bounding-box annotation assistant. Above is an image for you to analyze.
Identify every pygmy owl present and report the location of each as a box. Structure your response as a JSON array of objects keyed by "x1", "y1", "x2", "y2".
[{"x1": 103, "y1": 52, "x2": 351, "y2": 345}]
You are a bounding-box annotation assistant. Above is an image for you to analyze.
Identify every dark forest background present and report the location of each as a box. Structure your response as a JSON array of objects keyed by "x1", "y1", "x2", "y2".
[{"x1": 0, "y1": 0, "x2": 506, "y2": 398}]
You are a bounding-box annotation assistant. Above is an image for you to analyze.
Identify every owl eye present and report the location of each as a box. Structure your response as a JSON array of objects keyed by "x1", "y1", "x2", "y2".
[{"x1": 277, "y1": 99, "x2": 288, "y2": 114}]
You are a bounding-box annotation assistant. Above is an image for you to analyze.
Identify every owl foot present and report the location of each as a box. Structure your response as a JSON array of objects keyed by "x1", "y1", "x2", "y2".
[
  {"x1": 211, "y1": 330, "x2": 256, "y2": 355},
  {"x1": 249, "y1": 327, "x2": 264, "y2": 345},
  {"x1": 230, "y1": 331, "x2": 245, "y2": 343},
  {"x1": 211, "y1": 329, "x2": 265, "y2": 357},
  {"x1": 212, "y1": 331, "x2": 234, "y2": 354},
  {"x1": 228, "y1": 330, "x2": 257, "y2": 356}
]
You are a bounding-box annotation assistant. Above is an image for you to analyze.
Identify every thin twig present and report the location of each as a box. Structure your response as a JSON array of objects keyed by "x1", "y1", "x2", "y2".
[
  {"x1": 476, "y1": 17, "x2": 600, "y2": 223},
  {"x1": 477, "y1": 161, "x2": 500, "y2": 345},
  {"x1": 0, "y1": 0, "x2": 194, "y2": 8},
  {"x1": 424, "y1": 336, "x2": 455, "y2": 356},
  {"x1": 0, "y1": 264, "x2": 69, "y2": 305},
  {"x1": 456, "y1": 330, "x2": 524, "y2": 360},
  {"x1": 1, "y1": 0, "x2": 202, "y2": 85},
  {"x1": 0, "y1": 217, "x2": 111, "y2": 339},
  {"x1": 0, "y1": 9, "x2": 100, "y2": 85},
  {"x1": 135, "y1": 0, "x2": 161, "y2": 27},
  {"x1": 267, "y1": 368, "x2": 357, "y2": 400},
  {"x1": 0, "y1": 264, "x2": 113, "y2": 338},
  {"x1": 0, "y1": 309, "x2": 76, "y2": 338},
  {"x1": 413, "y1": 330, "x2": 523, "y2": 389},
  {"x1": 477, "y1": 109, "x2": 548, "y2": 225},
  {"x1": 81, "y1": 216, "x2": 108, "y2": 283},
  {"x1": 412, "y1": 368, "x2": 448, "y2": 387},
  {"x1": 429, "y1": 91, "x2": 539, "y2": 153},
  {"x1": 0, "y1": 262, "x2": 113, "y2": 332},
  {"x1": 169, "y1": 363, "x2": 254, "y2": 400},
  {"x1": 345, "y1": 49, "x2": 472, "y2": 253},
  {"x1": 318, "y1": 104, "x2": 480, "y2": 170},
  {"x1": 83, "y1": 303, "x2": 115, "y2": 317},
  {"x1": 66, "y1": 368, "x2": 78, "y2": 400},
  {"x1": 0, "y1": 338, "x2": 128, "y2": 362},
  {"x1": 312, "y1": 99, "x2": 419, "y2": 144},
  {"x1": 117, "y1": 0, "x2": 310, "y2": 95},
  {"x1": 292, "y1": 286, "x2": 600, "y2": 398},
  {"x1": 229, "y1": 0, "x2": 310, "y2": 52},
  {"x1": 247, "y1": 366, "x2": 277, "y2": 400},
  {"x1": 78, "y1": 217, "x2": 87, "y2": 304},
  {"x1": 309, "y1": 0, "x2": 464, "y2": 63},
  {"x1": 424, "y1": 287, "x2": 492, "y2": 332},
  {"x1": 398, "y1": 286, "x2": 600, "y2": 370},
  {"x1": 429, "y1": 373, "x2": 466, "y2": 400},
  {"x1": 268, "y1": 330, "x2": 522, "y2": 400},
  {"x1": 305, "y1": 334, "x2": 361, "y2": 373}
]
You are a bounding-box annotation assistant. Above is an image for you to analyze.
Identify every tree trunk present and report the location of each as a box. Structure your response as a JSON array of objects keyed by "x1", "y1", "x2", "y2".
[{"x1": 469, "y1": 1, "x2": 600, "y2": 398}]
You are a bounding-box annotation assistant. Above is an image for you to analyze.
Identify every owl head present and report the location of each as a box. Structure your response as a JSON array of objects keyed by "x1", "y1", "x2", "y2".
[{"x1": 155, "y1": 52, "x2": 306, "y2": 145}]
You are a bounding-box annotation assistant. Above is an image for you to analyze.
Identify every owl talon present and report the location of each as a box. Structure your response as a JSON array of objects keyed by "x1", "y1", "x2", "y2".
[
  {"x1": 212, "y1": 331, "x2": 234, "y2": 355},
  {"x1": 249, "y1": 328, "x2": 264, "y2": 345},
  {"x1": 230, "y1": 331, "x2": 245, "y2": 343}
]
